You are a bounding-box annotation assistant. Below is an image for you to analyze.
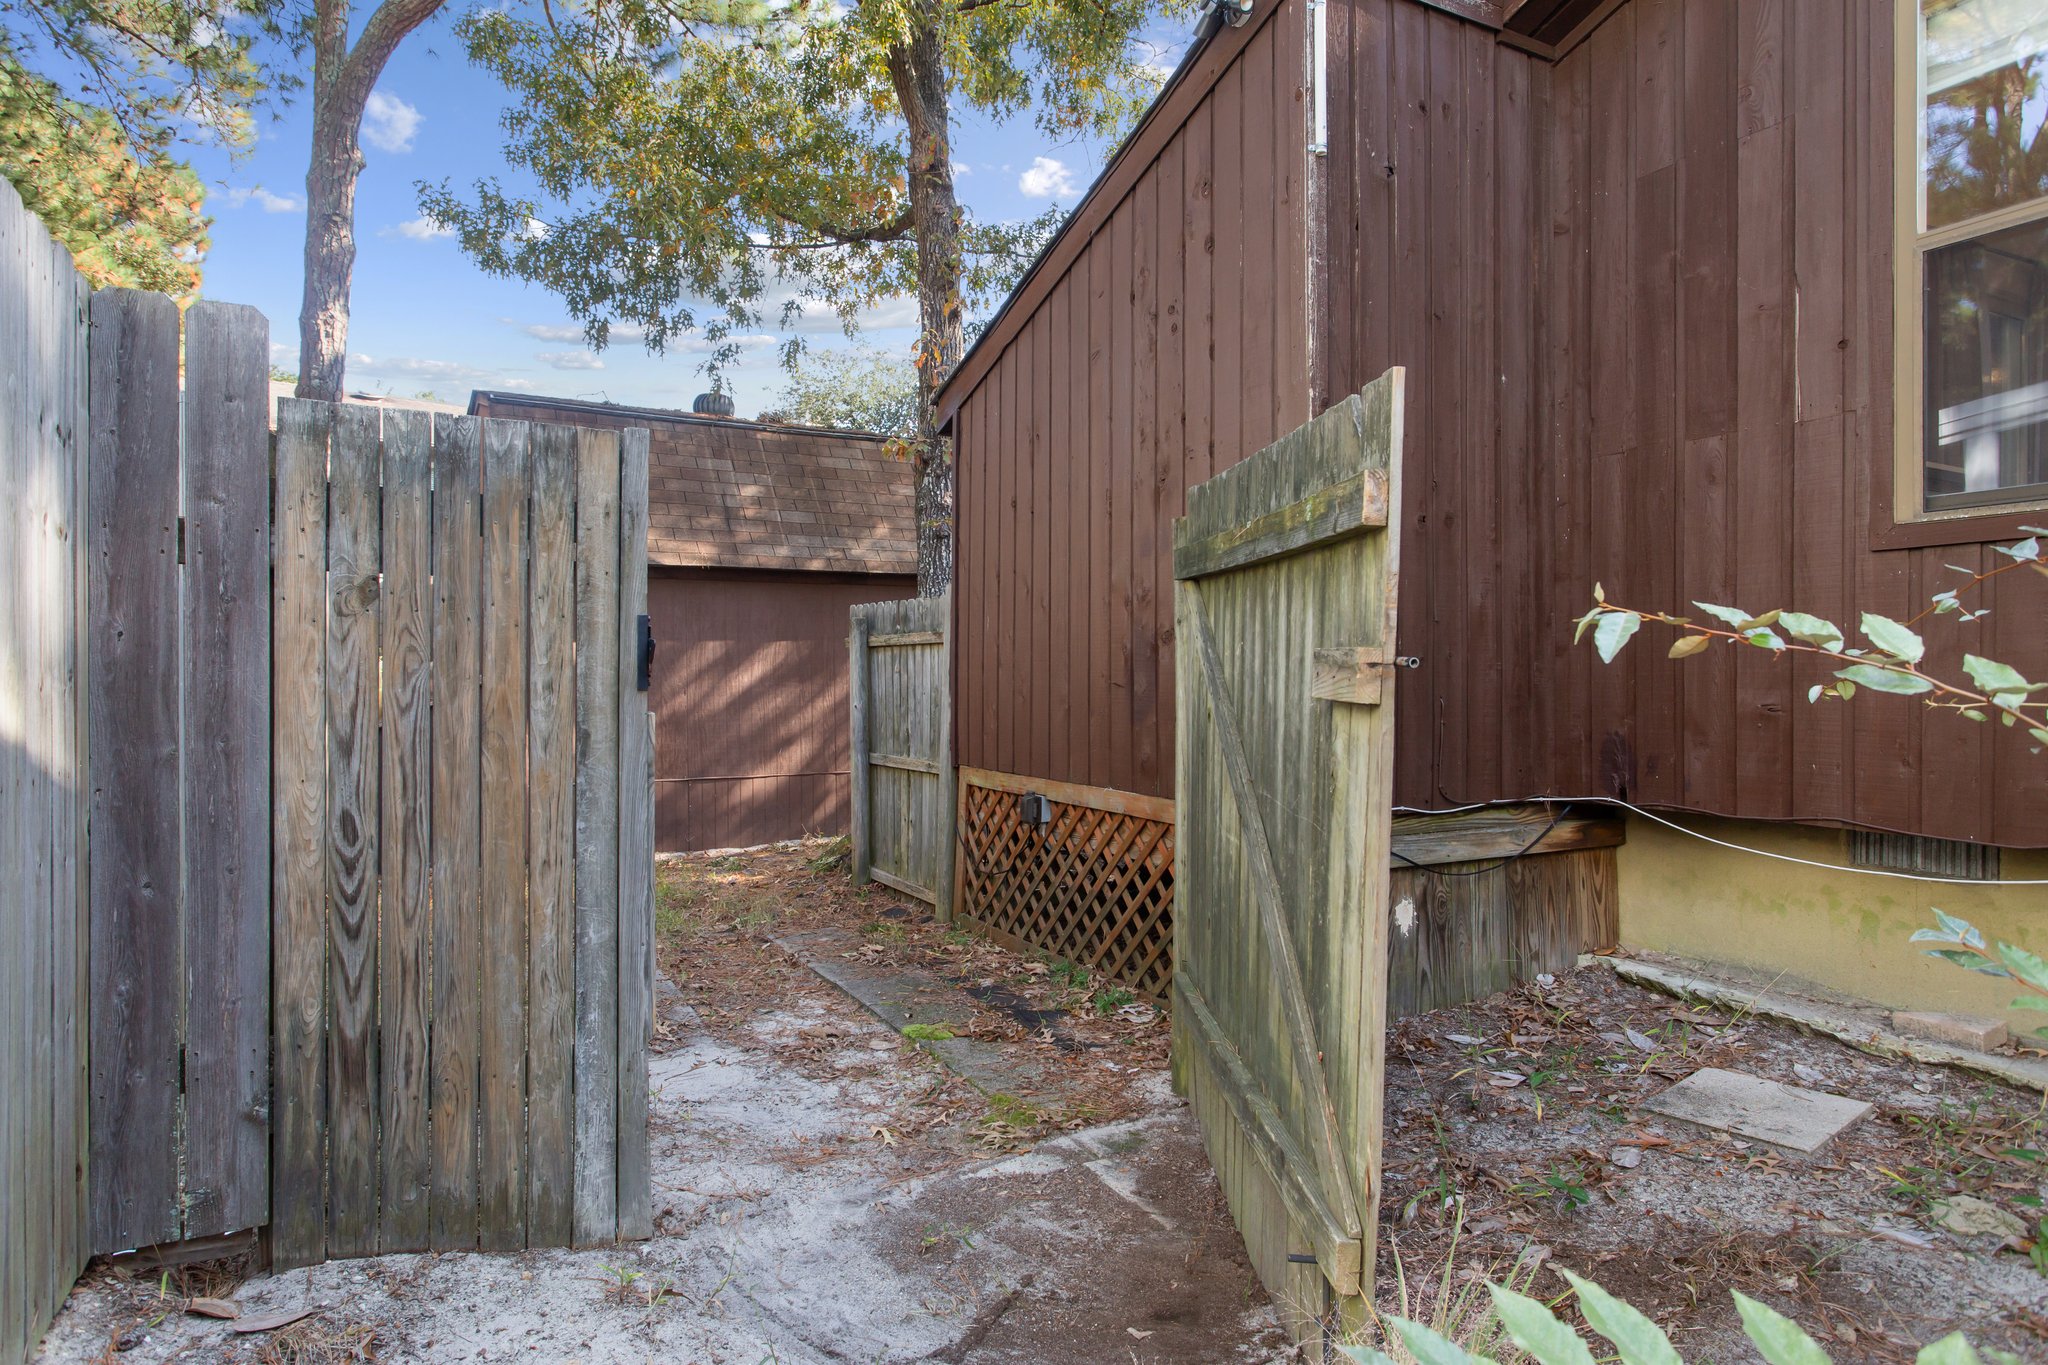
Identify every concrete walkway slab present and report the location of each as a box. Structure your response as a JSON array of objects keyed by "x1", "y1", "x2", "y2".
[
  {"x1": 776, "y1": 926, "x2": 1090, "y2": 1112},
  {"x1": 1641, "y1": 1066, "x2": 1872, "y2": 1153}
]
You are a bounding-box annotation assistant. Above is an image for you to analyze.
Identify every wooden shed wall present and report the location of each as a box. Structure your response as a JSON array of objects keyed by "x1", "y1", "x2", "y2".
[
  {"x1": 650, "y1": 569, "x2": 915, "y2": 851},
  {"x1": 1320, "y1": 0, "x2": 2047, "y2": 846},
  {"x1": 950, "y1": 0, "x2": 2047, "y2": 847},
  {"x1": 951, "y1": 0, "x2": 1313, "y2": 797}
]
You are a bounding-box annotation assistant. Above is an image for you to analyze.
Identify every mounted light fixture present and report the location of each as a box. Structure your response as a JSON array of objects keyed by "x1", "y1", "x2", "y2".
[{"x1": 1018, "y1": 792, "x2": 1053, "y2": 827}]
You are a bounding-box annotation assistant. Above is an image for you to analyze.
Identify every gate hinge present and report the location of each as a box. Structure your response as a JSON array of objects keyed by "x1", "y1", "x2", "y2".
[{"x1": 636, "y1": 614, "x2": 655, "y2": 692}]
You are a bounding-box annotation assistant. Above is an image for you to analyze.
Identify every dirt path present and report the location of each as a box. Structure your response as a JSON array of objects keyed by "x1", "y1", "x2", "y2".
[
  {"x1": 38, "y1": 843, "x2": 1287, "y2": 1364},
  {"x1": 1377, "y1": 961, "x2": 2048, "y2": 1363}
]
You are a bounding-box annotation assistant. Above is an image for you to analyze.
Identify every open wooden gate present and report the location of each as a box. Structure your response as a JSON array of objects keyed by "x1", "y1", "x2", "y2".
[{"x1": 1170, "y1": 369, "x2": 1404, "y2": 1334}]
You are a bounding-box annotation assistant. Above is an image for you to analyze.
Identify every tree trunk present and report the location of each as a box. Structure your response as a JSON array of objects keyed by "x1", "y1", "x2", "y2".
[
  {"x1": 294, "y1": 0, "x2": 447, "y2": 403},
  {"x1": 889, "y1": 15, "x2": 964, "y2": 597},
  {"x1": 296, "y1": 85, "x2": 365, "y2": 403}
]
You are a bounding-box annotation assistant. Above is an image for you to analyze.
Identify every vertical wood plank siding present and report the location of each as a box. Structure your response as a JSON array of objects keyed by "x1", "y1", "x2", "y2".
[
  {"x1": 953, "y1": 0, "x2": 1314, "y2": 797},
  {"x1": 949, "y1": 0, "x2": 2048, "y2": 846}
]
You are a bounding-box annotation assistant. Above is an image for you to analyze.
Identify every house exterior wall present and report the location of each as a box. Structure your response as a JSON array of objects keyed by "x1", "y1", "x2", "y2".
[
  {"x1": 650, "y1": 569, "x2": 916, "y2": 851},
  {"x1": 947, "y1": 0, "x2": 1314, "y2": 799},
  {"x1": 1319, "y1": 0, "x2": 2047, "y2": 846}
]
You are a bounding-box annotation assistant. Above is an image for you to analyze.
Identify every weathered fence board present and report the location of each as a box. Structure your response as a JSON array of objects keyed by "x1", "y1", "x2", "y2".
[
  {"x1": 573, "y1": 427, "x2": 623, "y2": 1246},
  {"x1": 848, "y1": 593, "x2": 953, "y2": 910},
  {"x1": 180, "y1": 302, "x2": 272, "y2": 1240},
  {"x1": 378, "y1": 409, "x2": 434, "y2": 1252},
  {"x1": 481, "y1": 417, "x2": 532, "y2": 1250},
  {"x1": 0, "y1": 176, "x2": 90, "y2": 1365},
  {"x1": 87, "y1": 288, "x2": 183, "y2": 1254},
  {"x1": 428, "y1": 412, "x2": 483, "y2": 1257},
  {"x1": 326, "y1": 406, "x2": 383, "y2": 1259},
  {"x1": 616, "y1": 428, "x2": 656, "y2": 1242},
  {"x1": 527, "y1": 422, "x2": 579, "y2": 1247},
  {"x1": 272, "y1": 400, "x2": 332, "y2": 1269}
]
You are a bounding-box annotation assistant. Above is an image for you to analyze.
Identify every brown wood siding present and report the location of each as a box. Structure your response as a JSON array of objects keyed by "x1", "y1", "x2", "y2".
[
  {"x1": 650, "y1": 570, "x2": 914, "y2": 850},
  {"x1": 1317, "y1": 0, "x2": 2048, "y2": 845},
  {"x1": 950, "y1": 0, "x2": 2048, "y2": 847},
  {"x1": 952, "y1": 0, "x2": 1313, "y2": 796}
]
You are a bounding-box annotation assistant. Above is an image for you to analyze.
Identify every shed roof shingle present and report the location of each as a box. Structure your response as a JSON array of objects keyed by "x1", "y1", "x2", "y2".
[{"x1": 467, "y1": 392, "x2": 916, "y2": 575}]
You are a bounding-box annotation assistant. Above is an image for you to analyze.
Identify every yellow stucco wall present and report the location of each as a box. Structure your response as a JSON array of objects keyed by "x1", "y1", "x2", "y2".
[{"x1": 1616, "y1": 814, "x2": 2048, "y2": 1029}]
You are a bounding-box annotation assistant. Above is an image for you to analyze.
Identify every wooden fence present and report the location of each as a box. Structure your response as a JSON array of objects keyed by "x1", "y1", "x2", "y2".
[
  {"x1": 0, "y1": 178, "x2": 656, "y2": 1363},
  {"x1": 848, "y1": 594, "x2": 953, "y2": 909},
  {"x1": 265, "y1": 402, "x2": 655, "y2": 1266},
  {"x1": 0, "y1": 176, "x2": 90, "y2": 1365}
]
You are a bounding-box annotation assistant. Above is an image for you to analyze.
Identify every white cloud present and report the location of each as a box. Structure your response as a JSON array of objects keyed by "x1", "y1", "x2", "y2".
[
  {"x1": 382, "y1": 215, "x2": 453, "y2": 241},
  {"x1": 1017, "y1": 156, "x2": 1077, "y2": 199},
  {"x1": 223, "y1": 185, "x2": 303, "y2": 213},
  {"x1": 363, "y1": 91, "x2": 422, "y2": 155},
  {"x1": 509, "y1": 319, "x2": 647, "y2": 343},
  {"x1": 951, "y1": 161, "x2": 971, "y2": 177},
  {"x1": 350, "y1": 354, "x2": 498, "y2": 383},
  {"x1": 537, "y1": 351, "x2": 606, "y2": 371}
]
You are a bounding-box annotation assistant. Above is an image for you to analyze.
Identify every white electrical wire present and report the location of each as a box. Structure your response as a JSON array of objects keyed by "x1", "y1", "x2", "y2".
[{"x1": 1393, "y1": 796, "x2": 2048, "y2": 886}]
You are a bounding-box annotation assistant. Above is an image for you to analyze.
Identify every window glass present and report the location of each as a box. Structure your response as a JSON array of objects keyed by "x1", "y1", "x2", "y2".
[
  {"x1": 1925, "y1": 217, "x2": 2048, "y2": 506},
  {"x1": 1923, "y1": 0, "x2": 2048, "y2": 230}
]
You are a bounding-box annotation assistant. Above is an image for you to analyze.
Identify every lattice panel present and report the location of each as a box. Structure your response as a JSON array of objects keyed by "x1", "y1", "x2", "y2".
[{"x1": 958, "y1": 781, "x2": 1175, "y2": 1002}]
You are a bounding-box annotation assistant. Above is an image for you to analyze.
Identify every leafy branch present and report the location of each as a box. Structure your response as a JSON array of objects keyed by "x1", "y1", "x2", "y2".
[
  {"x1": 1914, "y1": 910, "x2": 2048, "y2": 1043},
  {"x1": 1575, "y1": 530, "x2": 2048, "y2": 750}
]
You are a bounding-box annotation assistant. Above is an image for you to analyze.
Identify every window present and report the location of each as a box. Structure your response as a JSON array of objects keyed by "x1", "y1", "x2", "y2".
[{"x1": 1899, "y1": 0, "x2": 2048, "y2": 518}]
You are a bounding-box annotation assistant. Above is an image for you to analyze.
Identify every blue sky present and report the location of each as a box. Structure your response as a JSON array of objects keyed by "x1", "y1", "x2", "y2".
[{"x1": 187, "y1": 13, "x2": 1186, "y2": 414}]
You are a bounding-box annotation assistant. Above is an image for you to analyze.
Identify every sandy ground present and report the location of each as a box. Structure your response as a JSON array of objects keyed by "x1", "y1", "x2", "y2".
[
  {"x1": 36, "y1": 845, "x2": 1288, "y2": 1365},
  {"x1": 38, "y1": 844, "x2": 2048, "y2": 1363}
]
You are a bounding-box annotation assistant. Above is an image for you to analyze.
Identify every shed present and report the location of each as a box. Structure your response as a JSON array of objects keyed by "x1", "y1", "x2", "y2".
[
  {"x1": 932, "y1": 0, "x2": 2048, "y2": 1025},
  {"x1": 470, "y1": 392, "x2": 916, "y2": 851}
]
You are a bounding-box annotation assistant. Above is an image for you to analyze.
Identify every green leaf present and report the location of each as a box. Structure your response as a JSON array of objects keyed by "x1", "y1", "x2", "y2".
[
  {"x1": 1733, "y1": 1291, "x2": 1835, "y2": 1365},
  {"x1": 1996, "y1": 942, "x2": 2048, "y2": 997},
  {"x1": 1860, "y1": 613, "x2": 1926, "y2": 664},
  {"x1": 1833, "y1": 664, "x2": 1933, "y2": 695},
  {"x1": 1962, "y1": 655, "x2": 2033, "y2": 696},
  {"x1": 1573, "y1": 610, "x2": 1603, "y2": 646},
  {"x1": 2012, "y1": 997, "x2": 2048, "y2": 1013},
  {"x1": 1595, "y1": 611, "x2": 1640, "y2": 664},
  {"x1": 1807, "y1": 684, "x2": 1824, "y2": 704},
  {"x1": 1915, "y1": 1331, "x2": 1986, "y2": 1365},
  {"x1": 1924, "y1": 948, "x2": 2009, "y2": 976},
  {"x1": 2031, "y1": 727, "x2": 2048, "y2": 746},
  {"x1": 1743, "y1": 608, "x2": 1783, "y2": 630},
  {"x1": 1744, "y1": 628, "x2": 1786, "y2": 650},
  {"x1": 1933, "y1": 909, "x2": 1985, "y2": 946},
  {"x1": 1668, "y1": 634, "x2": 1712, "y2": 659},
  {"x1": 1778, "y1": 612, "x2": 1845, "y2": 650},
  {"x1": 1837, "y1": 679, "x2": 1857, "y2": 699},
  {"x1": 1337, "y1": 1347, "x2": 1403, "y2": 1365},
  {"x1": 1993, "y1": 536, "x2": 2041, "y2": 562},
  {"x1": 1559, "y1": 1270, "x2": 1682, "y2": 1365},
  {"x1": 1908, "y1": 928, "x2": 1962, "y2": 945},
  {"x1": 1390, "y1": 1315, "x2": 1489, "y2": 1365},
  {"x1": 1693, "y1": 602, "x2": 1752, "y2": 627},
  {"x1": 1488, "y1": 1284, "x2": 1597, "y2": 1365}
]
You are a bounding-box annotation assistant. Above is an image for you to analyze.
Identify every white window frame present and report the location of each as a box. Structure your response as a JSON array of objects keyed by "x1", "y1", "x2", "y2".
[{"x1": 1893, "y1": 0, "x2": 2048, "y2": 524}]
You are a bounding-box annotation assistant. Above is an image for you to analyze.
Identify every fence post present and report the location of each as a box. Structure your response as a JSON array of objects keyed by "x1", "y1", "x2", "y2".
[
  {"x1": 933, "y1": 591, "x2": 955, "y2": 922},
  {"x1": 848, "y1": 609, "x2": 872, "y2": 885}
]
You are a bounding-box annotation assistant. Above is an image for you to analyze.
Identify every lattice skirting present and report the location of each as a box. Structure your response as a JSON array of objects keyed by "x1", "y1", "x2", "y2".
[{"x1": 955, "y1": 768, "x2": 1175, "y2": 1002}]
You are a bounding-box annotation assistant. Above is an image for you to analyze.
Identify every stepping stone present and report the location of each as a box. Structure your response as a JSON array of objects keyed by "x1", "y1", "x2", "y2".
[{"x1": 1640, "y1": 1067, "x2": 1871, "y2": 1154}]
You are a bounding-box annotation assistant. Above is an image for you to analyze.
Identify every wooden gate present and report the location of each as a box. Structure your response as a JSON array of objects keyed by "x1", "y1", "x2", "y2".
[
  {"x1": 848, "y1": 593, "x2": 953, "y2": 909},
  {"x1": 1170, "y1": 370, "x2": 1404, "y2": 1334},
  {"x1": 81, "y1": 286, "x2": 655, "y2": 1271}
]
